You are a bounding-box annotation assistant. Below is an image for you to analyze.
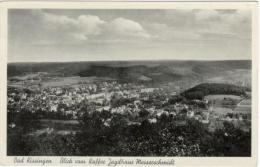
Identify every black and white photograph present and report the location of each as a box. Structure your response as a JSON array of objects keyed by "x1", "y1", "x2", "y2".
[{"x1": 6, "y1": 7, "x2": 254, "y2": 158}]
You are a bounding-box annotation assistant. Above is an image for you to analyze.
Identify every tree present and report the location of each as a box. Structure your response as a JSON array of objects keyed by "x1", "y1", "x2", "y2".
[{"x1": 212, "y1": 121, "x2": 251, "y2": 156}]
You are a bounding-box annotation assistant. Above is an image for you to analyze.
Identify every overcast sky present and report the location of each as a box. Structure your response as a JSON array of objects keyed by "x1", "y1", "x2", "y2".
[{"x1": 8, "y1": 9, "x2": 251, "y2": 62}]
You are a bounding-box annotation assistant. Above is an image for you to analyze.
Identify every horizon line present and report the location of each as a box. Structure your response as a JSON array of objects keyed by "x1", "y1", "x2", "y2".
[{"x1": 7, "y1": 59, "x2": 252, "y2": 64}]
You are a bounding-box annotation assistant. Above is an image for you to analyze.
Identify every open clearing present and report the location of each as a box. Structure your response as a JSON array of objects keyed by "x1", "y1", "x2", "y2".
[{"x1": 205, "y1": 95, "x2": 243, "y2": 101}]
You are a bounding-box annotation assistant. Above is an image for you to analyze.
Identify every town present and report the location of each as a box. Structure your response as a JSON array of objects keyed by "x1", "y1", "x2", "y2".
[
  {"x1": 7, "y1": 61, "x2": 252, "y2": 156},
  {"x1": 8, "y1": 78, "x2": 251, "y2": 134}
]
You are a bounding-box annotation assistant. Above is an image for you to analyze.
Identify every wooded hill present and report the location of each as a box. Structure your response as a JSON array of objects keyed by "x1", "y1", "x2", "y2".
[{"x1": 181, "y1": 83, "x2": 247, "y2": 100}]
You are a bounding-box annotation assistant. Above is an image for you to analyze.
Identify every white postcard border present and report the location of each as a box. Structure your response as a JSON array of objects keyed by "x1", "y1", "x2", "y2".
[{"x1": 0, "y1": 1, "x2": 258, "y2": 166}]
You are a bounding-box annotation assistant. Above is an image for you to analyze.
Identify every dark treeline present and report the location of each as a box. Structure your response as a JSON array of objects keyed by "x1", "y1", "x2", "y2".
[
  {"x1": 8, "y1": 109, "x2": 251, "y2": 156},
  {"x1": 181, "y1": 83, "x2": 248, "y2": 100},
  {"x1": 78, "y1": 65, "x2": 183, "y2": 83},
  {"x1": 8, "y1": 60, "x2": 251, "y2": 80}
]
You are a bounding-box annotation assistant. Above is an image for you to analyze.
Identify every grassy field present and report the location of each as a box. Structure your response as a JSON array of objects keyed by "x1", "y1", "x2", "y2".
[
  {"x1": 205, "y1": 95, "x2": 243, "y2": 101},
  {"x1": 205, "y1": 94, "x2": 251, "y2": 114},
  {"x1": 234, "y1": 99, "x2": 251, "y2": 114},
  {"x1": 28, "y1": 119, "x2": 80, "y2": 136},
  {"x1": 41, "y1": 76, "x2": 98, "y2": 87},
  {"x1": 205, "y1": 94, "x2": 243, "y2": 110},
  {"x1": 212, "y1": 107, "x2": 234, "y2": 115},
  {"x1": 8, "y1": 76, "x2": 114, "y2": 89},
  {"x1": 238, "y1": 99, "x2": 251, "y2": 105},
  {"x1": 38, "y1": 119, "x2": 80, "y2": 130}
]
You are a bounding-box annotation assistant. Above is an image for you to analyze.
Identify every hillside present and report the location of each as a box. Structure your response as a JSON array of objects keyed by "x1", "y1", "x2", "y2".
[
  {"x1": 8, "y1": 60, "x2": 251, "y2": 77},
  {"x1": 181, "y1": 83, "x2": 247, "y2": 100},
  {"x1": 7, "y1": 60, "x2": 251, "y2": 86},
  {"x1": 78, "y1": 65, "x2": 183, "y2": 82}
]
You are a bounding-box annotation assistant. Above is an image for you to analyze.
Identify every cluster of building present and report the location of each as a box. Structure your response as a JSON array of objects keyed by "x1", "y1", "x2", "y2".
[
  {"x1": 8, "y1": 81, "x2": 160, "y2": 117},
  {"x1": 7, "y1": 79, "x2": 251, "y2": 132}
]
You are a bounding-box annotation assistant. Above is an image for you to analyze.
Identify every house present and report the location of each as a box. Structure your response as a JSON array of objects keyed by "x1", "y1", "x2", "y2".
[
  {"x1": 187, "y1": 110, "x2": 194, "y2": 118},
  {"x1": 141, "y1": 88, "x2": 155, "y2": 93},
  {"x1": 156, "y1": 109, "x2": 169, "y2": 117},
  {"x1": 171, "y1": 92, "x2": 177, "y2": 96},
  {"x1": 9, "y1": 123, "x2": 16, "y2": 128},
  {"x1": 21, "y1": 93, "x2": 27, "y2": 100},
  {"x1": 201, "y1": 119, "x2": 210, "y2": 124},
  {"x1": 148, "y1": 118, "x2": 157, "y2": 124},
  {"x1": 50, "y1": 104, "x2": 58, "y2": 112},
  {"x1": 194, "y1": 115, "x2": 202, "y2": 121}
]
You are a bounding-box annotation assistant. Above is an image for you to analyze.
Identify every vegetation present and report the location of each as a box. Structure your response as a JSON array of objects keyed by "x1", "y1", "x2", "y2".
[
  {"x1": 181, "y1": 83, "x2": 247, "y2": 100},
  {"x1": 78, "y1": 65, "x2": 182, "y2": 83},
  {"x1": 7, "y1": 60, "x2": 252, "y2": 157},
  {"x1": 8, "y1": 109, "x2": 251, "y2": 156}
]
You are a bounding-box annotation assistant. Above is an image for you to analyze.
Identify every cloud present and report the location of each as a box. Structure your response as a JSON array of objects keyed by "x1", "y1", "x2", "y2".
[
  {"x1": 146, "y1": 23, "x2": 201, "y2": 41},
  {"x1": 32, "y1": 10, "x2": 105, "y2": 42},
  {"x1": 194, "y1": 10, "x2": 251, "y2": 40},
  {"x1": 19, "y1": 9, "x2": 251, "y2": 46},
  {"x1": 147, "y1": 9, "x2": 250, "y2": 42},
  {"x1": 9, "y1": 9, "x2": 252, "y2": 62},
  {"x1": 77, "y1": 15, "x2": 106, "y2": 36},
  {"x1": 30, "y1": 10, "x2": 150, "y2": 44},
  {"x1": 107, "y1": 17, "x2": 150, "y2": 39}
]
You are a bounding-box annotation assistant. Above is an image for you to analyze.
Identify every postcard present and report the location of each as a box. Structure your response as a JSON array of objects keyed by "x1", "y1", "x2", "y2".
[{"x1": 0, "y1": 1, "x2": 258, "y2": 166}]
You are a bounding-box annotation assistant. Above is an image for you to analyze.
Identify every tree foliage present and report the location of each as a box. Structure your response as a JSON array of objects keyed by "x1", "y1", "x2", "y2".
[
  {"x1": 8, "y1": 110, "x2": 251, "y2": 156},
  {"x1": 182, "y1": 83, "x2": 247, "y2": 100}
]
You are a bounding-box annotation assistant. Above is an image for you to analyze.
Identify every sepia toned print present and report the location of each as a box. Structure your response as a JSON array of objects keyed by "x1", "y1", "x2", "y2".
[{"x1": 4, "y1": 5, "x2": 255, "y2": 160}]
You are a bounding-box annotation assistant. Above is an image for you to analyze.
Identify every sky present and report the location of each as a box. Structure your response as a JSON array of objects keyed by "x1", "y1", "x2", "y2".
[{"x1": 8, "y1": 9, "x2": 252, "y2": 62}]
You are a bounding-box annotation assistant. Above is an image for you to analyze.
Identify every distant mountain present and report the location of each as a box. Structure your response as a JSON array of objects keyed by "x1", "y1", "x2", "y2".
[
  {"x1": 7, "y1": 62, "x2": 93, "y2": 77},
  {"x1": 8, "y1": 60, "x2": 251, "y2": 84},
  {"x1": 181, "y1": 83, "x2": 247, "y2": 100},
  {"x1": 78, "y1": 65, "x2": 183, "y2": 82}
]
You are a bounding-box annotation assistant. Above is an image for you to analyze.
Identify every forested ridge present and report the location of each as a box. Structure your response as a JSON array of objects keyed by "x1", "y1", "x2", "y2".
[{"x1": 181, "y1": 83, "x2": 247, "y2": 100}]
